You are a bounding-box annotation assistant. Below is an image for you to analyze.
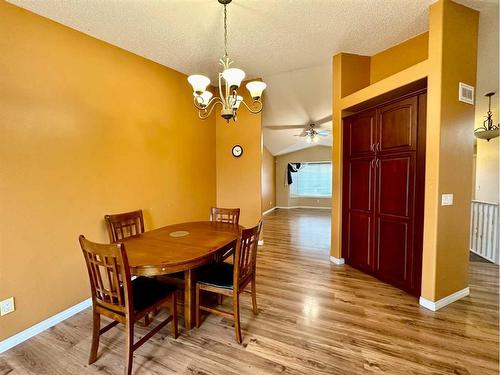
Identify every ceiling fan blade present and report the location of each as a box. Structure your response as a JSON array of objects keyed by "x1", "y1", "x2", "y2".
[
  {"x1": 314, "y1": 115, "x2": 332, "y2": 126},
  {"x1": 265, "y1": 125, "x2": 307, "y2": 130}
]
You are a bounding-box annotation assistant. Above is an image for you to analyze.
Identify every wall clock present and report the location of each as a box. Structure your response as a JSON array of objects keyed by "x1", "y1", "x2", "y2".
[{"x1": 232, "y1": 145, "x2": 243, "y2": 158}]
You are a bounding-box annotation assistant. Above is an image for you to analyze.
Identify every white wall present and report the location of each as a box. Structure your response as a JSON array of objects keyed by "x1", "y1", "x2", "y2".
[{"x1": 474, "y1": 4, "x2": 499, "y2": 204}]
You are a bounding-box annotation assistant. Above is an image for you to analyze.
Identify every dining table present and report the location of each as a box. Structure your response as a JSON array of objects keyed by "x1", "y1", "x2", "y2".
[{"x1": 119, "y1": 220, "x2": 241, "y2": 330}]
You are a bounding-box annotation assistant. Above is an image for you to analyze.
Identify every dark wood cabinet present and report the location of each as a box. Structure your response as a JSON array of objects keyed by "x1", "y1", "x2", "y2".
[{"x1": 342, "y1": 92, "x2": 426, "y2": 296}]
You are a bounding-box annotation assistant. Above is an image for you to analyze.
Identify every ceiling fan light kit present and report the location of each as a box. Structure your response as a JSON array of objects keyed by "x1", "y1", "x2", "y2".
[
  {"x1": 474, "y1": 92, "x2": 499, "y2": 142},
  {"x1": 187, "y1": 0, "x2": 266, "y2": 122}
]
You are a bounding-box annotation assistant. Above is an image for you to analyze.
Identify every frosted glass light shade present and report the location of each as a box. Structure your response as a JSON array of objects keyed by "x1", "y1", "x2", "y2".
[
  {"x1": 222, "y1": 68, "x2": 245, "y2": 89},
  {"x1": 194, "y1": 91, "x2": 213, "y2": 108},
  {"x1": 312, "y1": 135, "x2": 319, "y2": 143},
  {"x1": 188, "y1": 75, "x2": 210, "y2": 94},
  {"x1": 306, "y1": 136, "x2": 312, "y2": 144},
  {"x1": 246, "y1": 81, "x2": 267, "y2": 100},
  {"x1": 231, "y1": 95, "x2": 243, "y2": 109}
]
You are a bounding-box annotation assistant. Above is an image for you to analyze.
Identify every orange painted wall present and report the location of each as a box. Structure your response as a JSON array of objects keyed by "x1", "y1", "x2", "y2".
[
  {"x1": 261, "y1": 146, "x2": 276, "y2": 213},
  {"x1": 421, "y1": 0, "x2": 478, "y2": 300},
  {"x1": 216, "y1": 88, "x2": 262, "y2": 228},
  {"x1": 370, "y1": 32, "x2": 429, "y2": 84},
  {"x1": 0, "y1": 1, "x2": 216, "y2": 341}
]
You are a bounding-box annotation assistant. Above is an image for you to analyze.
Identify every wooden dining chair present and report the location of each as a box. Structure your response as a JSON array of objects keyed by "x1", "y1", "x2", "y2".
[
  {"x1": 210, "y1": 207, "x2": 240, "y2": 262},
  {"x1": 209, "y1": 207, "x2": 240, "y2": 225},
  {"x1": 104, "y1": 210, "x2": 145, "y2": 243},
  {"x1": 195, "y1": 221, "x2": 262, "y2": 343},
  {"x1": 79, "y1": 235, "x2": 178, "y2": 375}
]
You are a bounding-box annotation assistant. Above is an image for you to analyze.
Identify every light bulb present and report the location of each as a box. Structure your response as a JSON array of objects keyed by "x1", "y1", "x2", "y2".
[
  {"x1": 306, "y1": 136, "x2": 312, "y2": 144},
  {"x1": 193, "y1": 91, "x2": 213, "y2": 108},
  {"x1": 231, "y1": 95, "x2": 243, "y2": 109},
  {"x1": 188, "y1": 75, "x2": 210, "y2": 95},
  {"x1": 222, "y1": 68, "x2": 246, "y2": 89},
  {"x1": 246, "y1": 81, "x2": 267, "y2": 100}
]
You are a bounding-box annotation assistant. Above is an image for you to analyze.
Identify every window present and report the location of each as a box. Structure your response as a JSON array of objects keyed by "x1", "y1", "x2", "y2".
[{"x1": 290, "y1": 162, "x2": 332, "y2": 197}]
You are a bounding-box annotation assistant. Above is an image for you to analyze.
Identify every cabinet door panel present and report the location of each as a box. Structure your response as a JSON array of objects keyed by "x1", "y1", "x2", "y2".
[
  {"x1": 375, "y1": 152, "x2": 415, "y2": 292},
  {"x1": 349, "y1": 158, "x2": 373, "y2": 211},
  {"x1": 375, "y1": 219, "x2": 409, "y2": 285},
  {"x1": 377, "y1": 96, "x2": 417, "y2": 153},
  {"x1": 378, "y1": 156, "x2": 412, "y2": 217},
  {"x1": 345, "y1": 111, "x2": 375, "y2": 156},
  {"x1": 347, "y1": 212, "x2": 372, "y2": 271}
]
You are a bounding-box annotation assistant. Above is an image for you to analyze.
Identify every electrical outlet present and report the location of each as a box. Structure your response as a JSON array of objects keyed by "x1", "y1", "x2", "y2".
[
  {"x1": 441, "y1": 194, "x2": 454, "y2": 206},
  {"x1": 0, "y1": 297, "x2": 15, "y2": 316}
]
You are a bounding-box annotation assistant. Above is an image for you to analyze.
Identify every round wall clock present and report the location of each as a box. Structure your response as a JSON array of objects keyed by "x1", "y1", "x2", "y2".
[{"x1": 232, "y1": 145, "x2": 243, "y2": 158}]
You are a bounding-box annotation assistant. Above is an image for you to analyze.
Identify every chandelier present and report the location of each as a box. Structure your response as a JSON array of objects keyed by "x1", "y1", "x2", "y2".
[
  {"x1": 187, "y1": 0, "x2": 266, "y2": 122},
  {"x1": 474, "y1": 92, "x2": 499, "y2": 142}
]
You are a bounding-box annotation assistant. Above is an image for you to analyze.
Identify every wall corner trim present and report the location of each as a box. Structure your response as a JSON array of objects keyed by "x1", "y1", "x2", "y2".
[
  {"x1": 330, "y1": 256, "x2": 345, "y2": 265},
  {"x1": 262, "y1": 207, "x2": 276, "y2": 216},
  {"x1": 419, "y1": 287, "x2": 470, "y2": 311},
  {"x1": 0, "y1": 298, "x2": 92, "y2": 354}
]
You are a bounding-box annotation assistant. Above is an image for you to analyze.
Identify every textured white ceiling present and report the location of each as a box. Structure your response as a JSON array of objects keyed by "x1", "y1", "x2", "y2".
[
  {"x1": 6, "y1": 0, "x2": 436, "y2": 80},
  {"x1": 6, "y1": 0, "x2": 498, "y2": 155}
]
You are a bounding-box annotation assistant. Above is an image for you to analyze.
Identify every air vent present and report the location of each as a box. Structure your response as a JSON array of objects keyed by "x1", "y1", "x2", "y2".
[{"x1": 459, "y1": 82, "x2": 474, "y2": 105}]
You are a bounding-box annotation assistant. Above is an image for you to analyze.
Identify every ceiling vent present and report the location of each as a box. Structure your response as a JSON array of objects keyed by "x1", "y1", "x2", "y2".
[{"x1": 459, "y1": 82, "x2": 474, "y2": 105}]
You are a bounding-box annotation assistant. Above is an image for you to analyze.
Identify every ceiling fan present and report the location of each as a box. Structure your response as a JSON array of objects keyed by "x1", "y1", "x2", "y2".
[{"x1": 265, "y1": 115, "x2": 332, "y2": 144}]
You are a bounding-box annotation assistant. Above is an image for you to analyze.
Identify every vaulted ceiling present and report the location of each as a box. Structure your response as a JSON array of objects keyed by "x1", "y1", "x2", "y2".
[{"x1": 7, "y1": 0, "x2": 499, "y2": 155}]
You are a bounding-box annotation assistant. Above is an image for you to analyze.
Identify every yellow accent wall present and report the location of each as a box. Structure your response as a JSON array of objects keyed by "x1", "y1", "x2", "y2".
[
  {"x1": 421, "y1": 0, "x2": 478, "y2": 300},
  {"x1": 370, "y1": 33, "x2": 429, "y2": 84},
  {"x1": 0, "y1": 1, "x2": 216, "y2": 341},
  {"x1": 216, "y1": 88, "x2": 262, "y2": 228},
  {"x1": 261, "y1": 146, "x2": 276, "y2": 212},
  {"x1": 331, "y1": 0, "x2": 478, "y2": 303}
]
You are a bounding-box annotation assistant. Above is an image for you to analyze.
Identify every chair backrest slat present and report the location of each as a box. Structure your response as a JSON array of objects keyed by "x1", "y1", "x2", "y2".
[
  {"x1": 105, "y1": 210, "x2": 145, "y2": 243},
  {"x1": 234, "y1": 221, "x2": 262, "y2": 290},
  {"x1": 210, "y1": 207, "x2": 240, "y2": 225},
  {"x1": 79, "y1": 235, "x2": 132, "y2": 315}
]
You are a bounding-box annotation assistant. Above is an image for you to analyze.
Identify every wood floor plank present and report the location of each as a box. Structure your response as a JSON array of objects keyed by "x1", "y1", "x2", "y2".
[{"x1": 1, "y1": 208, "x2": 498, "y2": 374}]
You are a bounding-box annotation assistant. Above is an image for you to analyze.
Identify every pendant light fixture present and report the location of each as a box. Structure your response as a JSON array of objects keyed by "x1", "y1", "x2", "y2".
[
  {"x1": 187, "y1": 0, "x2": 266, "y2": 122},
  {"x1": 474, "y1": 92, "x2": 499, "y2": 142}
]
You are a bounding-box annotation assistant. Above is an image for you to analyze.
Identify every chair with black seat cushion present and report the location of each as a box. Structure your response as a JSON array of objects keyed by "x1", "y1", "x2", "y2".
[
  {"x1": 105, "y1": 210, "x2": 184, "y2": 315},
  {"x1": 79, "y1": 235, "x2": 178, "y2": 375},
  {"x1": 195, "y1": 221, "x2": 262, "y2": 343}
]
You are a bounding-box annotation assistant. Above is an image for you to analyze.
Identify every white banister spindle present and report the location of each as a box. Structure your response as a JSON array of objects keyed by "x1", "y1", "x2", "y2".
[{"x1": 470, "y1": 200, "x2": 499, "y2": 264}]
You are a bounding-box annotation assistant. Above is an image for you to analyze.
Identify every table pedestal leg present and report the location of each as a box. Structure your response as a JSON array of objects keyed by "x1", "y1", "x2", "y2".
[{"x1": 184, "y1": 269, "x2": 195, "y2": 330}]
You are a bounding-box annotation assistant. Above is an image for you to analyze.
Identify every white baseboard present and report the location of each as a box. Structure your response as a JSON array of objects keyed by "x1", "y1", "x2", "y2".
[
  {"x1": 262, "y1": 207, "x2": 276, "y2": 216},
  {"x1": 419, "y1": 287, "x2": 470, "y2": 311},
  {"x1": 276, "y1": 206, "x2": 331, "y2": 210},
  {"x1": 258, "y1": 239, "x2": 264, "y2": 246},
  {"x1": 0, "y1": 298, "x2": 92, "y2": 354},
  {"x1": 330, "y1": 256, "x2": 345, "y2": 265}
]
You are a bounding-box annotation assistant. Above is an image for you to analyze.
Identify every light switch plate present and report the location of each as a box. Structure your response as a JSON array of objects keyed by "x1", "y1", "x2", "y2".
[
  {"x1": 441, "y1": 194, "x2": 454, "y2": 206},
  {"x1": 0, "y1": 297, "x2": 15, "y2": 316}
]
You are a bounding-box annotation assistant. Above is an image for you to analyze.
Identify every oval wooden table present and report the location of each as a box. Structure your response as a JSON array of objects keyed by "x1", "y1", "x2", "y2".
[{"x1": 119, "y1": 221, "x2": 241, "y2": 330}]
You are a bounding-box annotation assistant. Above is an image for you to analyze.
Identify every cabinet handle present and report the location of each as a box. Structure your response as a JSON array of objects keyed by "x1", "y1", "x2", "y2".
[
  {"x1": 376, "y1": 142, "x2": 381, "y2": 152},
  {"x1": 371, "y1": 159, "x2": 375, "y2": 168},
  {"x1": 370, "y1": 143, "x2": 375, "y2": 152},
  {"x1": 376, "y1": 159, "x2": 380, "y2": 168}
]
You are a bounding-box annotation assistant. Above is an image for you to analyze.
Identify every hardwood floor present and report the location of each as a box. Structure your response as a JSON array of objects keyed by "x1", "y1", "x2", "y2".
[{"x1": 1, "y1": 208, "x2": 498, "y2": 374}]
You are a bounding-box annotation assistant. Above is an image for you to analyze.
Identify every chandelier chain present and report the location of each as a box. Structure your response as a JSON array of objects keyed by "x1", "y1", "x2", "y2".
[{"x1": 223, "y1": 4, "x2": 228, "y2": 59}]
